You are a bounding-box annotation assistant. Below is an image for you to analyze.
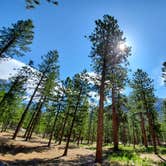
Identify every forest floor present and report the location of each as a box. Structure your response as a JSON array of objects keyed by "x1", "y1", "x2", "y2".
[{"x1": 0, "y1": 131, "x2": 165, "y2": 166}]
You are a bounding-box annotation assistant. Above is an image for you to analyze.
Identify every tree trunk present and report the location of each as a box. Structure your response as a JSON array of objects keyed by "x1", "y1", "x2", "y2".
[
  {"x1": 26, "y1": 108, "x2": 42, "y2": 140},
  {"x1": 63, "y1": 87, "x2": 82, "y2": 156},
  {"x1": 12, "y1": 73, "x2": 44, "y2": 139},
  {"x1": 58, "y1": 106, "x2": 70, "y2": 145},
  {"x1": 122, "y1": 125, "x2": 127, "y2": 146},
  {"x1": 87, "y1": 110, "x2": 93, "y2": 144},
  {"x1": 0, "y1": 36, "x2": 16, "y2": 58},
  {"x1": 156, "y1": 134, "x2": 161, "y2": 146},
  {"x1": 23, "y1": 110, "x2": 36, "y2": 138},
  {"x1": 132, "y1": 120, "x2": 136, "y2": 149},
  {"x1": 48, "y1": 104, "x2": 60, "y2": 147},
  {"x1": 142, "y1": 91, "x2": 157, "y2": 153},
  {"x1": 23, "y1": 97, "x2": 43, "y2": 138},
  {"x1": 139, "y1": 112, "x2": 148, "y2": 148},
  {"x1": 147, "y1": 112, "x2": 157, "y2": 153},
  {"x1": 95, "y1": 61, "x2": 105, "y2": 164},
  {"x1": 77, "y1": 130, "x2": 82, "y2": 146},
  {"x1": 112, "y1": 87, "x2": 119, "y2": 151},
  {"x1": 25, "y1": 97, "x2": 46, "y2": 141}
]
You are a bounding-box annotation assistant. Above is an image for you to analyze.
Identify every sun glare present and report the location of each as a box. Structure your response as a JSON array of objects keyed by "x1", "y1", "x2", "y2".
[{"x1": 118, "y1": 42, "x2": 126, "y2": 51}]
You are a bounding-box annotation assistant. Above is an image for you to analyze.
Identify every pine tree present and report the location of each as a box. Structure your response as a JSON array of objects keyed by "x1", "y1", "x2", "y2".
[
  {"x1": 88, "y1": 15, "x2": 131, "y2": 163},
  {"x1": 109, "y1": 66, "x2": 129, "y2": 151},
  {"x1": 0, "y1": 19, "x2": 34, "y2": 58},
  {"x1": 13, "y1": 50, "x2": 59, "y2": 139},
  {"x1": 0, "y1": 64, "x2": 32, "y2": 117},
  {"x1": 26, "y1": 0, "x2": 58, "y2": 9},
  {"x1": 130, "y1": 69, "x2": 157, "y2": 153},
  {"x1": 58, "y1": 77, "x2": 73, "y2": 145},
  {"x1": 63, "y1": 71, "x2": 90, "y2": 156}
]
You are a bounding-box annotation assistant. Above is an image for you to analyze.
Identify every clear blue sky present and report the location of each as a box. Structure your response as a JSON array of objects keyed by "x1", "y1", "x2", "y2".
[{"x1": 0, "y1": 0, "x2": 166, "y2": 98}]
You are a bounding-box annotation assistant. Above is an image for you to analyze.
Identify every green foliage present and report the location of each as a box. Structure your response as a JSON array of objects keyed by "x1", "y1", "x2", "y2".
[
  {"x1": 26, "y1": 0, "x2": 58, "y2": 9},
  {"x1": 108, "y1": 146, "x2": 159, "y2": 165},
  {"x1": 89, "y1": 15, "x2": 131, "y2": 76},
  {"x1": 39, "y1": 50, "x2": 59, "y2": 76},
  {"x1": 0, "y1": 19, "x2": 34, "y2": 58}
]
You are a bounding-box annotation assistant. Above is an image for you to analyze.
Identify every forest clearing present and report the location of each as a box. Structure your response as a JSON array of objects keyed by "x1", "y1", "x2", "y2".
[
  {"x1": 0, "y1": 0, "x2": 166, "y2": 165},
  {"x1": 0, "y1": 131, "x2": 165, "y2": 165}
]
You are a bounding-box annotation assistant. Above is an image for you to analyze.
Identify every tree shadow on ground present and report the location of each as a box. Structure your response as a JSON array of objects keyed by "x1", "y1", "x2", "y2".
[
  {"x1": 25, "y1": 139, "x2": 49, "y2": 145},
  {"x1": 0, "y1": 154, "x2": 97, "y2": 166},
  {"x1": 0, "y1": 143, "x2": 49, "y2": 155},
  {"x1": 157, "y1": 154, "x2": 166, "y2": 162},
  {"x1": 58, "y1": 144, "x2": 78, "y2": 150}
]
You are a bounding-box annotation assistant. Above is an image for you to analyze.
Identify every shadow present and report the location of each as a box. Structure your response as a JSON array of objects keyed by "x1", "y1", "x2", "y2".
[
  {"x1": 0, "y1": 154, "x2": 97, "y2": 166},
  {"x1": 58, "y1": 144, "x2": 78, "y2": 150},
  {"x1": 0, "y1": 143, "x2": 49, "y2": 155},
  {"x1": 25, "y1": 139, "x2": 48, "y2": 145},
  {"x1": 157, "y1": 154, "x2": 166, "y2": 162}
]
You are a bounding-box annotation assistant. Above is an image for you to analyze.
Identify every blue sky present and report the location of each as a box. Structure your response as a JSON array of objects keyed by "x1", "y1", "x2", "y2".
[{"x1": 0, "y1": 0, "x2": 166, "y2": 98}]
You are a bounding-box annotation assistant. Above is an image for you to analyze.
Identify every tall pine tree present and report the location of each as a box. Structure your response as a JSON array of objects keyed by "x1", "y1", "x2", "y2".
[{"x1": 0, "y1": 19, "x2": 34, "y2": 58}]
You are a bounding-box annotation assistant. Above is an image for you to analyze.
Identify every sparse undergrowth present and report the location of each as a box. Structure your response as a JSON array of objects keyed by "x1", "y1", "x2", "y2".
[
  {"x1": 80, "y1": 143, "x2": 166, "y2": 165},
  {"x1": 106, "y1": 145, "x2": 166, "y2": 165}
]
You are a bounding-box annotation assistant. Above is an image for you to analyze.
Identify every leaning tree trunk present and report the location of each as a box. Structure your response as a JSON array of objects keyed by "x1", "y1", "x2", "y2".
[
  {"x1": 140, "y1": 112, "x2": 148, "y2": 148},
  {"x1": 48, "y1": 104, "x2": 61, "y2": 147},
  {"x1": 63, "y1": 87, "x2": 82, "y2": 156},
  {"x1": 112, "y1": 87, "x2": 119, "y2": 151},
  {"x1": 77, "y1": 129, "x2": 82, "y2": 146},
  {"x1": 12, "y1": 73, "x2": 45, "y2": 140},
  {"x1": 24, "y1": 97, "x2": 42, "y2": 138},
  {"x1": 58, "y1": 106, "x2": 70, "y2": 145},
  {"x1": 26, "y1": 109, "x2": 42, "y2": 141},
  {"x1": 0, "y1": 36, "x2": 16, "y2": 58},
  {"x1": 23, "y1": 110, "x2": 37, "y2": 138},
  {"x1": 95, "y1": 61, "x2": 105, "y2": 164},
  {"x1": 25, "y1": 97, "x2": 45, "y2": 141}
]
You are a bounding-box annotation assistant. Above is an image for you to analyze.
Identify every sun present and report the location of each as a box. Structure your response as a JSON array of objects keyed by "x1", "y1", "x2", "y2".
[{"x1": 118, "y1": 42, "x2": 126, "y2": 51}]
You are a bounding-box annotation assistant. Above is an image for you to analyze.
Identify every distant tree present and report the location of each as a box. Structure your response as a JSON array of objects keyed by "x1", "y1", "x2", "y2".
[
  {"x1": 109, "y1": 66, "x2": 129, "y2": 151},
  {"x1": 88, "y1": 15, "x2": 131, "y2": 163},
  {"x1": 0, "y1": 65, "x2": 32, "y2": 117},
  {"x1": 0, "y1": 20, "x2": 34, "y2": 58},
  {"x1": 128, "y1": 95, "x2": 148, "y2": 148},
  {"x1": 63, "y1": 71, "x2": 90, "y2": 156},
  {"x1": 58, "y1": 77, "x2": 73, "y2": 145},
  {"x1": 131, "y1": 69, "x2": 157, "y2": 153},
  {"x1": 0, "y1": 80, "x2": 8, "y2": 101},
  {"x1": 24, "y1": 70, "x2": 58, "y2": 141},
  {"x1": 162, "y1": 62, "x2": 166, "y2": 85},
  {"x1": 26, "y1": 0, "x2": 58, "y2": 9},
  {"x1": 163, "y1": 100, "x2": 166, "y2": 123}
]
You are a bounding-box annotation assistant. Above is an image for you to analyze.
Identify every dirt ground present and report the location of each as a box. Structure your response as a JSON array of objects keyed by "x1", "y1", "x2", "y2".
[
  {"x1": 0, "y1": 132, "x2": 97, "y2": 166},
  {"x1": 0, "y1": 132, "x2": 166, "y2": 166}
]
